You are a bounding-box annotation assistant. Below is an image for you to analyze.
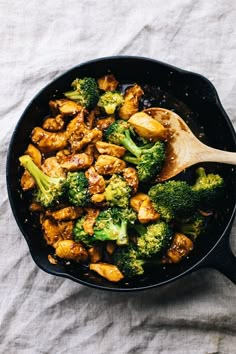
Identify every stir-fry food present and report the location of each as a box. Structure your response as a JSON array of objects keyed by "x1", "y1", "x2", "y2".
[{"x1": 19, "y1": 74, "x2": 224, "y2": 283}]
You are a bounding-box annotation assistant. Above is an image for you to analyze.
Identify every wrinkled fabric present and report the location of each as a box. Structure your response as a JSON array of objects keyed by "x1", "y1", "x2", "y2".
[{"x1": 1, "y1": 1, "x2": 236, "y2": 353}]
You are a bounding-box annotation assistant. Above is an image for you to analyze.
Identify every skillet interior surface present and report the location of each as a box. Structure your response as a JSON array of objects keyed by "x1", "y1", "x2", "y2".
[{"x1": 7, "y1": 56, "x2": 236, "y2": 290}]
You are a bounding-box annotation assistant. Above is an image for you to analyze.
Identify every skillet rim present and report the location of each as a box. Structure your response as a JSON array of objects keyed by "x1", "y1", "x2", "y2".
[{"x1": 6, "y1": 55, "x2": 236, "y2": 291}]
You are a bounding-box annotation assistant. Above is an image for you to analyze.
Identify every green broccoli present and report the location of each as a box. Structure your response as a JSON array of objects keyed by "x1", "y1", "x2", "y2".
[
  {"x1": 19, "y1": 155, "x2": 65, "y2": 208},
  {"x1": 176, "y1": 212, "x2": 207, "y2": 240},
  {"x1": 64, "y1": 77, "x2": 100, "y2": 109},
  {"x1": 192, "y1": 167, "x2": 224, "y2": 204},
  {"x1": 148, "y1": 180, "x2": 198, "y2": 222},
  {"x1": 113, "y1": 245, "x2": 145, "y2": 278},
  {"x1": 66, "y1": 171, "x2": 90, "y2": 207},
  {"x1": 73, "y1": 216, "x2": 96, "y2": 247},
  {"x1": 105, "y1": 120, "x2": 166, "y2": 182},
  {"x1": 104, "y1": 174, "x2": 132, "y2": 208},
  {"x1": 135, "y1": 221, "x2": 173, "y2": 258},
  {"x1": 93, "y1": 207, "x2": 136, "y2": 246},
  {"x1": 97, "y1": 91, "x2": 124, "y2": 115}
]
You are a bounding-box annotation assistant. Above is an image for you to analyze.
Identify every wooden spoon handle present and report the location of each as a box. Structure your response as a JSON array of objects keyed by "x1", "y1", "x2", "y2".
[{"x1": 199, "y1": 145, "x2": 236, "y2": 165}]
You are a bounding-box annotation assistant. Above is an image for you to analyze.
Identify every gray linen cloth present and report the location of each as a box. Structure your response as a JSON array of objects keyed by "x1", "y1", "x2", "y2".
[{"x1": 1, "y1": 1, "x2": 236, "y2": 353}]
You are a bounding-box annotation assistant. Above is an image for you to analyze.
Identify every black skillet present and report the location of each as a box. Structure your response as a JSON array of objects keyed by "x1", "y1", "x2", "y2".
[{"x1": 6, "y1": 56, "x2": 236, "y2": 291}]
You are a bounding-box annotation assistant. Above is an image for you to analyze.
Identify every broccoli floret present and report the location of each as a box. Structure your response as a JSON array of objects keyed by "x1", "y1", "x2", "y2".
[
  {"x1": 19, "y1": 155, "x2": 65, "y2": 208},
  {"x1": 176, "y1": 212, "x2": 207, "y2": 240},
  {"x1": 135, "y1": 221, "x2": 173, "y2": 258},
  {"x1": 104, "y1": 174, "x2": 132, "y2": 208},
  {"x1": 148, "y1": 181, "x2": 198, "y2": 222},
  {"x1": 113, "y1": 245, "x2": 145, "y2": 278},
  {"x1": 73, "y1": 216, "x2": 96, "y2": 247},
  {"x1": 192, "y1": 167, "x2": 224, "y2": 204},
  {"x1": 64, "y1": 77, "x2": 100, "y2": 109},
  {"x1": 66, "y1": 172, "x2": 90, "y2": 207},
  {"x1": 105, "y1": 120, "x2": 166, "y2": 182},
  {"x1": 97, "y1": 91, "x2": 124, "y2": 115},
  {"x1": 93, "y1": 207, "x2": 136, "y2": 246}
]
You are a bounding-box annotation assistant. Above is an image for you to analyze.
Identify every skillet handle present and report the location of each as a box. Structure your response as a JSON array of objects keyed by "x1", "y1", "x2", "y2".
[{"x1": 206, "y1": 234, "x2": 236, "y2": 284}]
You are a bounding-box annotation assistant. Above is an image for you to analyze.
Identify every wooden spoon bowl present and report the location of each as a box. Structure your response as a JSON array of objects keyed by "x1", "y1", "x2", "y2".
[{"x1": 144, "y1": 107, "x2": 236, "y2": 181}]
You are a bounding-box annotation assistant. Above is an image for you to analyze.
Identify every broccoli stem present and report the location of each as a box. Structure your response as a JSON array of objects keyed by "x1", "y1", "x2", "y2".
[
  {"x1": 117, "y1": 220, "x2": 128, "y2": 246},
  {"x1": 195, "y1": 167, "x2": 206, "y2": 178},
  {"x1": 19, "y1": 155, "x2": 53, "y2": 194},
  {"x1": 121, "y1": 130, "x2": 142, "y2": 158},
  {"x1": 123, "y1": 155, "x2": 139, "y2": 165}
]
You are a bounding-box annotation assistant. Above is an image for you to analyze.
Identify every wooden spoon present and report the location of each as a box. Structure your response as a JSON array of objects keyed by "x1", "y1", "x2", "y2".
[{"x1": 144, "y1": 107, "x2": 236, "y2": 182}]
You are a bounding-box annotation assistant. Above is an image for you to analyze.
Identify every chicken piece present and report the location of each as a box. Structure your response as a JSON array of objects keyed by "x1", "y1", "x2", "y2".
[
  {"x1": 29, "y1": 202, "x2": 44, "y2": 212},
  {"x1": 95, "y1": 155, "x2": 126, "y2": 175},
  {"x1": 84, "y1": 144, "x2": 98, "y2": 159},
  {"x1": 123, "y1": 167, "x2": 139, "y2": 194},
  {"x1": 20, "y1": 170, "x2": 35, "y2": 191},
  {"x1": 95, "y1": 116, "x2": 115, "y2": 131},
  {"x1": 69, "y1": 128, "x2": 102, "y2": 153},
  {"x1": 49, "y1": 99, "x2": 82, "y2": 117},
  {"x1": 95, "y1": 141, "x2": 126, "y2": 158},
  {"x1": 163, "y1": 233, "x2": 194, "y2": 264},
  {"x1": 91, "y1": 193, "x2": 106, "y2": 204},
  {"x1": 128, "y1": 112, "x2": 167, "y2": 141},
  {"x1": 55, "y1": 240, "x2": 88, "y2": 262},
  {"x1": 89, "y1": 263, "x2": 124, "y2": 282},
  {"x1": 88, "y1": 246, "x2": 102, "y2": 263},
  {"x1": 41, "y1": 157, "x2": 66, "y2": 178},
  {"x1": 48, "y1": 254, "x2": 58, "y2": 265},
  {"x1": 59, "y1": 153, "x2": 93, "y2": 171},
  {"x1": 41, "y1": 218, "x2": 74, "y2": 247},
  {"x1": 66, "y1": 110, "x2": 86, "y2": 138},
  {"x1": 56, "y1": 149, "x2": 71, "y2": 161},
  {"x1": 31, "y1": 127, "x2": 68, "y2": 153},
  {"x1": 25, "y1": 144, "x2": 42, "y2": 167},
  {"x1": 85, "y1": 166, "x2": 106, "y2": 194},
  {"x1": 138, "y1": 198, "x2": 160, "y2": 224},
  {"x1": 83, "y1": 208, "x2": 100, "y2": 235},
  {"x1": 130, "y1": 193, "x2": 149, "y2": 213},
  {"x1": 46, "y1": 206, "x2": 83, "y2": 221},
  {"x1": 97, "y1": 74, "x2": 118, "y2": 91},
  {"x1": 118, "y1": 84, "x2": 144, "y2": 120},
  {"x1": 42, "y1": 114, "x2": 65, "y2": 132},
  {"x1": 20, "y1": 144, "x2": 42, "y2": 190},
  {"x1": 106, "y1": 242, "x2": 116, "y2": 255},
  {"x1": 86, "y1": 110, "x2": 95, "y2": 130}
]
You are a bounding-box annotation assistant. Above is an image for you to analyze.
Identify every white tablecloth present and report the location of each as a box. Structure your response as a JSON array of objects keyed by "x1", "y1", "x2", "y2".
[{"x1": 1, "y1": 1, "x2": 236, "y2": 353}]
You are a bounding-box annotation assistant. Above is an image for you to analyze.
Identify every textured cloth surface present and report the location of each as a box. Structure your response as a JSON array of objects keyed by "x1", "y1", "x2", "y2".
[{"x1": 1, "y1": 1, "x2": 236, "y2": 353}]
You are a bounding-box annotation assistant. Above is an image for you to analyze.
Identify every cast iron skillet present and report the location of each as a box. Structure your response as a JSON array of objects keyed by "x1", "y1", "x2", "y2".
[{"x1": 6, "y1": 56, "x2": 236, "y2": 291}]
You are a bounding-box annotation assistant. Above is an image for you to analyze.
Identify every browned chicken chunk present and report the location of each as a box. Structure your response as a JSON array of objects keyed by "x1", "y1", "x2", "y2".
[
  {"x1": 85, "y1": 166, "x2": 106, "y2": 194},
  {"x1": 41, "y1": 218, "x2": 74, "y2": 248},
  {"x1": 88, "y1": 246, "x2": 102, "y2": 263},
  {"x1": 95, "y1": 155, "x2": 126, "y2": 175},
  {"x1": 97, "y1": 74, "x2": 119, "y2": 91},
  {"x1": 95, "y1": 141, "x2": 126, "y2": 158},
  {"x1": 83, "y1": 208, "x2": 100, "y2": 235},
  {"x1": 95, "y1": 116, "x2": 115, "y2": 131},
  {"x1": 46, "y1": 206, "x2": 83, "y2": 221},
  {"x1": 130, "y1": 193, "x2": 149, "y2": 213},
  {"x1": 31, "y1": 127, "x2": 68, "y2": 153},
  {"x1": 118, "y1": 84, "x2": 144, "y2": 120},
  {"x1": 20, "y1": 170, "x2": 36, "y2": 191},
  {"x1": 55, "y1": 240, "x2": 88, "y2": 262},
  {"x1": 41, "y1": 157, "x2": 66, "y2": 178},
  {"x1": 59, "y1": 153, "x2": 93, "y2": 171},
  {"x1": 42, "y1": 114, "x2": 65, "y2": 132},
  {"x1": 69, "y1": 128, "x2": 102, "y2": 153},
  {"x1": 49, "y1": 99, "x2": 82, "y2": 117},
  {"x1": 123, "y1": 167, "x2": 139, "y2": 194},
  {"x1": 25, "y1": 144, "x2": 42, "y2": 167},
  {"x1": 89, "y1": 263, "x2": 124, "y2": 282},
  {"x1": 163, "y1": 233, "x2": 194, "y2": 264},
  {"x1": 138, "y1": 198, "x2": 160, "y2": 224}
]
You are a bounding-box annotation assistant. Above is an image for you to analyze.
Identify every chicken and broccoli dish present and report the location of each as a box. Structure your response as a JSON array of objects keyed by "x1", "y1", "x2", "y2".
[{"x1": 19, "y1": 74, "x2": 224, "y2": 283}]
